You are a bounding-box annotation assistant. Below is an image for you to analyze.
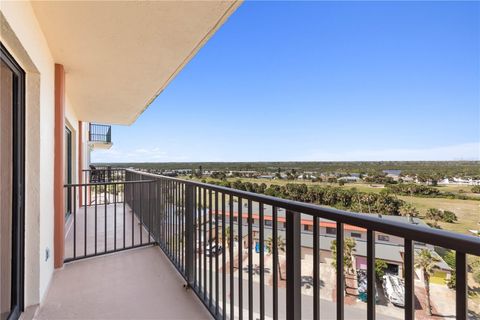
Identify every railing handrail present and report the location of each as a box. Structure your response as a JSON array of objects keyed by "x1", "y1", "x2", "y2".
[
  {"x1": 125, "y1": 168, "x2": 480, "y2": 256},
  {"x1": 64, "y1": 179, "x2": 155, "y2": 188},
  {"x1": 82, "y1": 167, "x2": 123, "y2": 172}
]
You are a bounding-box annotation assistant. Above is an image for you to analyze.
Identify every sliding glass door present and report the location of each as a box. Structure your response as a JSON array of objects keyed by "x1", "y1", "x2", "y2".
[{"x1": 0, "y1": 43, "x2": 25, "y2": 320}]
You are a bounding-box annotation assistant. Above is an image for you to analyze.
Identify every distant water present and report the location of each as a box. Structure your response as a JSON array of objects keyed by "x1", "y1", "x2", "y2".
[{"x1": 383, "y1": 169, "x2": 402, "y2": 175}]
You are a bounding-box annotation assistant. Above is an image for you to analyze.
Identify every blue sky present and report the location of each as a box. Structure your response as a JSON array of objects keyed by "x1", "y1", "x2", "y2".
[{"x1": 93, "y1": 1, "x2": 480, "y2": 163}]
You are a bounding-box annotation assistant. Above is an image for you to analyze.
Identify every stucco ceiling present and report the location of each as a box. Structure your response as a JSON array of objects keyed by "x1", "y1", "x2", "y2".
[{"x1": 32, "y1": 1, "x2": 241, "y2": 125}]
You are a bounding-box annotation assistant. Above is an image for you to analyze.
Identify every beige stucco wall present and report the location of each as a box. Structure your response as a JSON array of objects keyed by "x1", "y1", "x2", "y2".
[{"x1": 1, "y1": 1, "x2": 80, "y2": 307}]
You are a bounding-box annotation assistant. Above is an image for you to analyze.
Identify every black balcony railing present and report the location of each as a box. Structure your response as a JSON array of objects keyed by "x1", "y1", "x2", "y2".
[
  {"x1": 63, "y1": 168, "x2": 480, "y2": 320},
  {"x1": 82, "y1": 167, "x2": 125, "y2": 185},
  {"x1": 89, "y1": 123, "x2": 111, "y2": 143}
]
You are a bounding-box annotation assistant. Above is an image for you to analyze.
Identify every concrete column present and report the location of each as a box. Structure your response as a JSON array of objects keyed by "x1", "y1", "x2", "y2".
[{"x1": 54, "y1": 64, "x2": 65, "y2": 269}]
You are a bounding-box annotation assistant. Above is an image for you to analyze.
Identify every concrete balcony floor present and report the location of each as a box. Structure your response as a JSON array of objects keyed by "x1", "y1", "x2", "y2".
[
  {"x1": 35, "y1": 246, "x2": 211, "y2": 319},
  {"x1": 64, "y1": 200, "x2": 153, "y2": 259}
]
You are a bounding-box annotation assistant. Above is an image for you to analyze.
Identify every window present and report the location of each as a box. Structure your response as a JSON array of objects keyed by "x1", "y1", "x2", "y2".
[
  {"x1": 326, "y1": 227, "x2": 336, "y2": 235},
  {"x1": 265, "y1": 220, "x2": 272, "y2": 227},
  {"x1": 378, "y1": 234, "x2": 390, "y2": 242},
  {"x1": 351, "y1": 232, "x2": 362, "y2": 239},
  {"x1": 304, "y1": 225, "x2": 312, "y2": 232}
]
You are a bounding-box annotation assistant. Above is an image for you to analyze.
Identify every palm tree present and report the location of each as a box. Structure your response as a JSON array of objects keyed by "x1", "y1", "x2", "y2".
[
  {"x1": 264, "y1": 235, "x2": 286, "y2": 281},
  {"x1": 426, "y1": 208, "x2": 443, "y2": 228},
  {"x1": 331, "y1": 238, "x2": 356, "y2": 293},
  {"x1": 223, "y1": 226, "x2": 231, "y2": 248},
  {"x1": 414, "y1": 249, "x2": 440, "y2": 316}
]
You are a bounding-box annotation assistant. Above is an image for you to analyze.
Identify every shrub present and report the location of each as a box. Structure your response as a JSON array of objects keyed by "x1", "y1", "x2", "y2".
[
  {"x1": 375, "y1": 259, "x2": 388, "y2": 279},
  {"x1": 472, "y1": 185, "x2": 480, "y2": 194},
  {"x1": 473, "y1": 270, "x2": 480, "y2": 284},
  {"x1": 399, "y1": 203, "x2": 420, "y2": 217},
  {"x1": 442, "y1": 210, "x2": 457, "y2": 223},
  {"x1": 426, "y1": 208, "x2": 442, "y2": 221}
]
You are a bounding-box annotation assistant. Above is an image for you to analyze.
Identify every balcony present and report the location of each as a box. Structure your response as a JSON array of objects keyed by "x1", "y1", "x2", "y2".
[
  {"x1": 41, "y1": 169, "x2": 480, "y2": 319},
  {"x1": 88, "y1": 123, "x2": 113, "y2": 149}
]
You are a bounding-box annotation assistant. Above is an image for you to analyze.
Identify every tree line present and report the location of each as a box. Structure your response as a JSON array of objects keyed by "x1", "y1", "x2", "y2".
[
  {"x1": 385, "y1": 183, "x2": 479, "y2": 200},
  {"x1": 206, "y1": 179, "x2": 404, "y2": 216}
]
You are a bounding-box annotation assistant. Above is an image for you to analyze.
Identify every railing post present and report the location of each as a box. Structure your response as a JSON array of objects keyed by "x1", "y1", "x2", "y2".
[
  {"x1": 185, "y1": 183, "x2": 195, "y2": 287},
  {"x1": 286, "y1": 210, "x2": 301, "y2": 320},
  {"x1": 456, "y1": 251, "x2": 467, "y2": 320},
  {"x1": 404, "y1": 239, "x2": 414, "y2": 320}
]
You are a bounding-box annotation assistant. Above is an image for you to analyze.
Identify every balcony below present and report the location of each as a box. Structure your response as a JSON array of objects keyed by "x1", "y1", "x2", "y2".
[
  {"x1": 88, "y1": 123, "x2": 112, "y2": 149},
  {"x1": 34, "y1": 246, "x2": 210, "y2": 320}
]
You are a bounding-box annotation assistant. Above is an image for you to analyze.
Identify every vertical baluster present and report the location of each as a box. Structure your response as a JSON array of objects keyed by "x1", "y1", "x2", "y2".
[
  {"x1": 336, "y1": 222, "x2": 344, "y2": 320},
  {"x1": 73, "y1": 186, "x2": 77, "y2": 259},
  {"x1": 173, "y1": 181, "x2": 177, "y2": 262},
  {"x1": 171, "y1": 180, "x2": 173, "y2": 253},
  {"x1": 198, "y1": 187, "x2": 202, "y2": 291},
  {"x1": 148, "y1": 182, "x2": 152, "y2": 244},
  {"x1": 177, "y1": 182, "x2": 180, "y2": 263},
  {"x1": 313, "y1": 215, "x2": 319, "y2": 320},
  {"x1": 185, "y1": 183, "x2": 195, "y2": 288},
  {"x1": 404, "y1": 239, "x2": 414, "y2": 320},
  {"x1": 229, "y1": 194, "x2": 234, "y2": 320},
  {"x1": 95, "y1": 185, "x2": 98, "y2": 255},
  {"x1": 178, "y1": 182, "x2": 180, "y2": 265},
  {"x1": 179, "y1": 183, "x2": 182, "y2": 265},
  {"x1": 259, "y1": 203, "x2": 265, "y2": 320},
  {"x1": 215, "y1": 190, "x2": 219, "y2": 316},
  {"x1": 248, "y1": 199, "x2": 253, "y2": 320},
  {"x1": 132, "y1": 182, "x2": 135, "y2": 247},
  {"x1": 456, "y1": 251, "x2": 467, "y2": 320},
  {"x1": 84, "y1": 184, "x2": 87, "y2": 256},
  {"x1": 286, "y1": 210, "x2": 301, "y2": 320},
  {"x1": 203, "y1": 188, "x2": 207, "y2": 300},
  {"x1": 104, "y1": 183, "x2": 107, "y2": 252},
  {"x1": 273, "y1": 207, "x2": 279, "y2": 320},
  {"x1": 238, "y1": 197, "x2": 243, "y2": 320},
  {"x1": 367, "y1": 230, "x2": 375, "y2": 320},
  {"x1": 139, "y1": 181, "x2": 143, "y2": 245},
  {"x1": 222, "y1": 192, "x2": 226, "y2": 320},
  {"x1": 164, "y1": 179, "x2": 167, "y2": 249},
  {"x1": 181, "y1": 183, "x2": 186, "y2": 268},
  {"x1": 194, "y1": 186, "x2": 198, "y2": 288},
  {"x1": 209, "y1": 189, "x2": 213, "y2": 308},
  {"x1": 123, "y1": 182, "x2": 126, "y2": 249},
  {"x1": 169, "y1": 181, "x2": 173, "y2": 253},
  {"x1": 114, "y1": 184, "x2": 117, "y2": 251}
]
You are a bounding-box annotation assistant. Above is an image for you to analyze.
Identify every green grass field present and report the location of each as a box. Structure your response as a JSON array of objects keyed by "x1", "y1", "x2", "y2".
[{"x1": 398, "y1": 196, "x2": 480, "y2": 235}]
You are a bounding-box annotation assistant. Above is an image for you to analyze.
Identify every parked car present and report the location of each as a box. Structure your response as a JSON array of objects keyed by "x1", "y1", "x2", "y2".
[{"x1": 382, "y1": 274, "x2": 405, "y2": 307}]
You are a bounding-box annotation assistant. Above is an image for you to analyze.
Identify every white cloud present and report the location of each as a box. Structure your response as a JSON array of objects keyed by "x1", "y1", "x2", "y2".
[
  {"x1": 91, "y1": 146, "x2": 187, "y2": 163},
  {"x1": 91, "y1": 142, "x2": 479, "y2": 163},
  {"x1": 303, "y1": 142, "x2": 480, "y2": 161}
]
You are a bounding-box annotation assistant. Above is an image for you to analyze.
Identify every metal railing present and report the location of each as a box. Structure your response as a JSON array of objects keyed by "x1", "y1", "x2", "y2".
[
  {"x1": 64, "y1": 168, "x2": 480, "y2": 319},
  {"x1": 82, "y1": 167, "x2": 125, "y2": 185},
  {"x1": 63, "y1": 174, "x2": 156, "y2": 262},
  {"x1": 89, "y1": 123, "x2": 111, "y2": 143}
]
